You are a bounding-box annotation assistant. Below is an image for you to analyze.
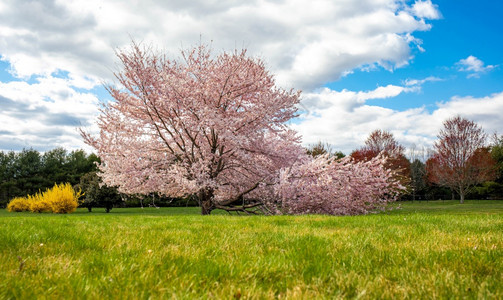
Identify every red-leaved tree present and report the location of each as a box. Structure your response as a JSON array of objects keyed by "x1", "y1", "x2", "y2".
[
  {"x1": 427, "y1": 116, "x2": 495, "y2": 203},
  {"x1": 351, "y1": 129, "x2": 411, "y2": 188}
]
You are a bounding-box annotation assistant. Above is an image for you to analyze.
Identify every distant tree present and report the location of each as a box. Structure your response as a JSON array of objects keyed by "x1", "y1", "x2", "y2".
[
  {"x1": 491, "y1": 134, "x2": 503, "y2": 183},
  {"x1": 409, "y1": 159, "x2": 426, "y2": 200},
  {"x1": 42, "y1": 147, "x2": 68, "y2": 185},
  {"x1": 427, "y1": 116, "x2": 496, "y2": 203},
  {"x1": 364, "y1": 129, "x2": 404, "y2": 154},
  {"x1": 306, "y1": 141, "x2": 344, "y2": 159},
  {"x1": 351, "y1": 130, "x2": 411, "y2": 189},
  {"x1": 0, "y1": 151, "x2": 18, "y2": 207},
  {"x1": 14, "y1": 149, "x2": 45, "y2": 196},
  {"x1": 77, "y1": 172, "x2": 99, "y2": 212},
  {"x1": 78, "y1": 172, "x2": 122, "y2": 213},
  {"x1": 65, "y1": 150, "x2": 99, "y2": 185},
  {"x1": 407, "y1": 144, "x2": 429, "y2": 201}
]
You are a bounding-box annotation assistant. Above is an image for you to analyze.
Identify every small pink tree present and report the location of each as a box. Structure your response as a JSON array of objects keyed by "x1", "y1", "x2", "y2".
[{"x1": 82, "y1": 43, "x2": 303, "y2": 214}]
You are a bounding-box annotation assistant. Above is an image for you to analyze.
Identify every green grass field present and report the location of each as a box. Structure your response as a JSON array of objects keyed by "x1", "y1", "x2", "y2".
[{"x1": 1, "y1": 200, "x2": 502, "y2": 299}]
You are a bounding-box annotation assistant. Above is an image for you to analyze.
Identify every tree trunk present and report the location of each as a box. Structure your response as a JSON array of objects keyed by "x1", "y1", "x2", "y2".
[
  {"x1": 199, "y1": 188, "x2": 215, "y2": 215},
  {"x1": 460, "y1": 190, "x2": 465, "y2": 204}
]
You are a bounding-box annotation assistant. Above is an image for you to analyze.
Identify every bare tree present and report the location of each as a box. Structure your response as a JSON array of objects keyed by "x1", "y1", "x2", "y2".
[
  {"x1": 408, "y1": 144, "x2": 429, "y2": 201},
  {"x1": 306, "y1": 141, "x2": 344, "y2": 159},
  {"x1": 427, "y1": 116, "x2": 495, "y2": 203}
]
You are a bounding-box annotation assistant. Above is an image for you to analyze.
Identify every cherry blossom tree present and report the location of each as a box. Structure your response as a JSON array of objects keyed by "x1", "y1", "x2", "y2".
[
  {"x1": 427, "y1": 116, "x2": 495, "y2": 203},
  {"x1": 82, "y1": 42, "x2": 405, "y2": 215},
  {"x1": 82, "y1": 43, "x2": 303, "y2": 214}
]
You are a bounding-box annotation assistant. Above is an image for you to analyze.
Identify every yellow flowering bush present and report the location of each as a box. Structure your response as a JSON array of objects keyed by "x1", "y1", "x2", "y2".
[
  {"x1": 7, "y1": 183, "x2": 83, "y2": 214},
  {"x1": 43, "y1": 183, "x2": 83, "y2": 214},
  {"x1": 7, "y1": 197, "x2": 31, "y2": 212},
  {"x1": 28, "y1": 194, "x2": 51, "y2": 213}
]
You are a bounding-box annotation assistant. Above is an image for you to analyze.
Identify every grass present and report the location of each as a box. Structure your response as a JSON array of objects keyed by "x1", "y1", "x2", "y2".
[{"x1": 0, "y1": 200, "x2": 502, "y2": 299}]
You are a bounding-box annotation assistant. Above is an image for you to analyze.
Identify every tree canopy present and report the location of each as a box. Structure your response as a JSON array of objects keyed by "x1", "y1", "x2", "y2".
[
  {"x1": 83, "y1": 43, "x2": 304, "y2": 214},
  {"x1": 83, "y1": 43, "x2": 405, "y2": 215},
  {"x1": 0, "y1": 148, "x2": 98, "y2": 207},
  {"x1": 427, "y1": 116, "x2": 496, "y2": 203}
]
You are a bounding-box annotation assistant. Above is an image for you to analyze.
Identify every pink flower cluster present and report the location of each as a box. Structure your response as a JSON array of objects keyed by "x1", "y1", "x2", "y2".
[{"x1": 275, "y1": 155, "x2": 405, "y2": 215}]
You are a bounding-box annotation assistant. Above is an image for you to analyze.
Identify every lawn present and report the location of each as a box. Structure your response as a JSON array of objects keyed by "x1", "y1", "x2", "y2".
[{"x1": 0, "y1": 200, "x2": 502, "y2": 299}]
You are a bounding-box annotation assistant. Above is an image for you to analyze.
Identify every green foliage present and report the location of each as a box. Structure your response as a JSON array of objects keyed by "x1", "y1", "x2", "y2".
[
  {"x1": 78, "y1": 172, "x2": 122, "y2": 213},
  {"x1": 0, "y1": 148, "x2": 98, "y2": 207},
  {"x1": 0, "y1": 201, "x2": 502, "y2": 298},
  {"x1": 306, "y1": 141, "x2": 345, "y2": 159},
  {"x1": 409, "y1": 159, "x2": 427, "y2": 200},
  {"x1": 492, "y1": 134, "x2": 503, "y2": 183},
  {"x1": 468, "y1": 181, "x2": 503, "y2": 200}
]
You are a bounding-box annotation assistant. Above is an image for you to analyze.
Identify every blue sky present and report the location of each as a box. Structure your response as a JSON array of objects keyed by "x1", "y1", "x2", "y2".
[
  {"x1": 327, "y1": 0, "x2": 503, "y2": 110},
  {"x1": 0, "y1": 0, "x2": 502, "y2": 154}
]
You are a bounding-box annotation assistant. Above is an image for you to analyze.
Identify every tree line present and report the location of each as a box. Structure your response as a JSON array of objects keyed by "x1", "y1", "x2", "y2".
[
  {"x1": 308, "y1": 120, "x2": 503, "y2": 202},
  {"x1": 0, "y1": 148, "x2": 98, "y2": 207},
  {"x1": 0, "y1": 148, "x2": 193, "y2": 210},
  {"x1": 2, "y1": 126, "x2": 502, "y2": 210}
]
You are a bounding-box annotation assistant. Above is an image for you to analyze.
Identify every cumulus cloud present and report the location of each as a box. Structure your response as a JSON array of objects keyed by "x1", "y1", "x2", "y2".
[
  {"x1": 410, "y1": 0, "x2": 442, "y2": 20},
  {"x1": 301, "y1": 84, "x2": 418, "y2": 114},
  {"x1": 456, "y1": 55, "x2": 497, "y2": 78},
  {"x1": 0, "y1": 77, "x2": 99, "y2": 152},
  {"x1": 294, "y1": 88, "x2": 503, "y2": 154},
  {"x1": 0, "y1": 0, "x2": 447, "y2": 152},
  {"x1": 0, "y1": 0, "x2": 441, "y2": 90}
]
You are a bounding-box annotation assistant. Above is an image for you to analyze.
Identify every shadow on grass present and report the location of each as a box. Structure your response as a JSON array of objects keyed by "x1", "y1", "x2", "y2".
[{"x1": 389, "y1": 200, "x2": 503, "y2": 215}]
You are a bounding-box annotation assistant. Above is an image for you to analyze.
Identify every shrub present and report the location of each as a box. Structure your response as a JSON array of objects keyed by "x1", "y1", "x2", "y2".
[
  {"x1": 43, "y1": 183, "x2": 83, "y2": 214},
  {"x1": 7, "y1": 197, "x2": 31, "y2": 212},
  {"x1": 28, "y1": 194, "x2": 51, "y2": 213},
  {"x1": 7, "y1": 183, "x2": 83, "y2": 214}
]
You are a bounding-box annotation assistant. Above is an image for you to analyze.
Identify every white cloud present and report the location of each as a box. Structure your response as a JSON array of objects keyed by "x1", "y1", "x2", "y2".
[
  {"x1": 0, "y1": 0, "x2": 441, "y2": 90},
  {"x1": 0, "y1": 77, "x2": 99, "y2": 152},
  {"x1": 404, "y1": 76, "x2": 442, "y2": 86},
  {"x1": 294, "y1": 87, "x2": 503, "y2": 154},
  {"x1": 0, "y1": 0, "x2": 451, "y2": 153},
  {"x1": 456, "y1": 55, "x2": 497, "y2": 78},
  {"x1": 433, "y1": 93, "x2": 503, "y2": 134},
  {"x1": 411, "y1": 0, "x2": 442, "y2": 20}
]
